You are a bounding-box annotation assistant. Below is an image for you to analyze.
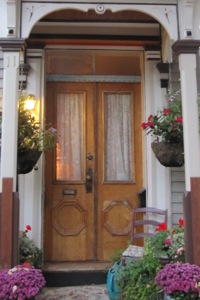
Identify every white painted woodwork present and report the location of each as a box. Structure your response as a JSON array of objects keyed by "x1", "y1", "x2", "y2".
[
  {"x1": 144, "y1": 54, "x2": 171, "y2": 226},
  {"x1": 21, "y1": 2, "x2": 178, "y2": 41},
  {"x1": 0, "y1": 0, "x2": 7, "y2": 37},
  {"x1": 178, "y1": 53, "x2": 200, "y2": 191},
  {"x1": 0, "y1": 51, "x2": 20, "y2": 191},
  {"x1": 18, "y1": 49, "x2": 44, "y2": 248}
]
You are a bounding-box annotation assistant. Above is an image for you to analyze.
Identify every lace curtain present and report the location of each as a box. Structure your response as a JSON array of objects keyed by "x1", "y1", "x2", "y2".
[
  {"x1": 104, "y1": 93, "x2": 133, "y2": 181},
  {"x1": 56, "y1": 92, "x2": 84, "y2": 181}
]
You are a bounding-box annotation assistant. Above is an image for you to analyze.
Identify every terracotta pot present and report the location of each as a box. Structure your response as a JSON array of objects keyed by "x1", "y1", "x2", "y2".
[
  {"x1": 151, "y1": 142, "x2": 184, "y2": 167},
  {"x1": 17, "y1": 149, "x2": 42, "y2": 174}
]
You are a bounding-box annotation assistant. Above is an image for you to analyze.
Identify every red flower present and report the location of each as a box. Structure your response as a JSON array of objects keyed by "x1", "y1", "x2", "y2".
[
  {"x1": 147, "y1": 121, "x2": 154, "y2": 127},
  {"x1": 148, "y1": 114, "x2": 153, "y2": 121},
  {"x1": 179, "y1": 218, "x2": 184, "y2": 228},
  {"x1": 142, "y1": 122, "x2": 147, "y2": 129},
  {"x1": 156, "y1": 222, "x2": 168, "y2": 231},
  {"x1": 21, "y1": 261, "x2": 31, "y2": 268},
  {"x1": 142, "y1": 119, "x2": 154, "y2": 129},
  {"x1": 176, "y1": 116, "x2": 183, "y2": 123},
  {"x1": 26, "y1": 225, "x2": 32, "y2": 231},
  {"x1": 163, "y1": 108, "x2": 171, "y2": 115}
]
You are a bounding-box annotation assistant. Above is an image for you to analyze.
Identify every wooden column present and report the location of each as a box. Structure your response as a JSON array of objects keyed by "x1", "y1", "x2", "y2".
[
  {"x1": 183, "y1": 191, "x2": 193, "y2": 263},
  {"x1": 190, "y1": 178, "x2": 200, "y2": 265},
  {"x1": 0, "y1": 178, "x2": 13, "y2": 269}
]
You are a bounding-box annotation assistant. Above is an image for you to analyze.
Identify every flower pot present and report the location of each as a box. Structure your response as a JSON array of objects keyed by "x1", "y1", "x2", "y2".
[
  {"x1": 164, "y1": 295, "x2": 174, "y2": 300},
  {"x1": 17, "y1": 149, "x2": 42, "y2": 174},
  {"x1": 151, "y1": 142, "x2": 184, "y2": 167},
  {"x1": 159, "y1": 256, "x2": 170, "y2": 266}
]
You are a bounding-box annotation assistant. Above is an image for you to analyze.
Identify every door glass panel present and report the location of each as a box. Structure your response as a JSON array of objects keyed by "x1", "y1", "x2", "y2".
[
  {"x1": 104, "y1": 93, "x2": 133, "y2": 181},
  {"x1": 56, "y1": 92, "x2": 85, "y2": 181}
]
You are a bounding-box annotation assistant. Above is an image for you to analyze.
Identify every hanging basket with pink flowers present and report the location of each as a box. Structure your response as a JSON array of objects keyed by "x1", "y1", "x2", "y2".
[
  {"x1": 151, "y1": 141, "x2": 184, "y2": 167},
  {"x1": 142, "y1": 90, "x2": 184, "y2": 167}
]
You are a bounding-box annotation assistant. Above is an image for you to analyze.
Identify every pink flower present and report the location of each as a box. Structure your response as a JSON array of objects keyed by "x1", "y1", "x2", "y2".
[
  {"x1": 21, "y1": 261, "x2": 31, "y2": 268},
  {"x1": 163, "y1": 108, "x2": 171, "y2": 115},
  {"x1": 26, "y1": 225, "x2": 32, "y2": 231},
  {"x1": 147, "y1": 121, "x2": 154, "y2": 127},
  {"x1": 164, "y1": 239, "x2": 172, "y2": 245},
  {"x1": 177, "y1": 247, "x2": 185, "y2": 255},
  {"x1": 142, "y1": 122, "x2": 147, "y2": 129},
  {"x1": 176, "y1": 115, "x2": 183, "y2": 123}
]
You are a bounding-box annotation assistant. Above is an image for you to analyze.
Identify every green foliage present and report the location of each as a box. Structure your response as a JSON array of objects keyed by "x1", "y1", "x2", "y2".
[
  {"x1": 115, "y1": 244, "x2": 163, "y2": 300},
  {"x1": 146, "y1": 230, "x2": 169, "y2": 259},
  {"x1": 18, "y1": 92, "x2": 57, "y2": 152},
  {"x1": 114, "y1": 219, "x2": 185, "y2": 300},
  {"x1": 19, "y1": 234, "x2": 43, "y2": 269},
  {"x1": 110, "y1": 248, "x2": 125, "y2": 264},
  {"x1": 166, "y1": 232, "x2": 185, "y2": 262},
  {"x1": 147, "y1": 219, "x2": 185, "y2": 263}
]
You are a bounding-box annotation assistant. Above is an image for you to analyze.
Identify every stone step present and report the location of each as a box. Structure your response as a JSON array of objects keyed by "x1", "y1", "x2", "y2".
[{"x1": 43, "y1": 262, "x2": 111, "y2": 287}]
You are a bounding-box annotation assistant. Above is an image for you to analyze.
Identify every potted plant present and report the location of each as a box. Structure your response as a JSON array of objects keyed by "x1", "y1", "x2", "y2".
[
  {"x1": 115, "y1": 243, "x2": 163, "y2": 300},
  {"x1": 0, "y1": 262, "x2": 45, "y2": 300},
  {"x1": 19, "y1": 225, "x2": 43, "y2": 269},
  {"x1": 17, "y1": 93, "x2": 57, "y2": 174},
  {"x1": 155, "y1": 263, "x2": 200, "y2": 300},
  {"x1": 114, "y1": 219, "x2": 185, "y2": 300},
  {"x1": 142, "y1": 90, "x2": 184, "y2": 167}
]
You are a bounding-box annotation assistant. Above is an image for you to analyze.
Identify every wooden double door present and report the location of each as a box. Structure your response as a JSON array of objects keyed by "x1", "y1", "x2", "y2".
[{"x1": 44, "y1": 81, "x2": 142, "y2": 261}]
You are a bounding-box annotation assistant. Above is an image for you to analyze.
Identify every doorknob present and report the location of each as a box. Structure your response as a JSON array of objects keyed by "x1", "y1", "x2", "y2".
[
  {"x1": 86, "y1": 174, "x2": 92, "y2": 181},
  {"x1": 86, "y1": 153, "x2": 93, "y2": 160},
  {"x1": 86, "y1": 168, "x2": 92, "y2": 193}
]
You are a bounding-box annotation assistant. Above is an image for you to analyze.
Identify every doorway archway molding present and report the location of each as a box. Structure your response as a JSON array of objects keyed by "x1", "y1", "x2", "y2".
[{"x1": 21, "y1": 2, "x2": 178, "y2": 41}]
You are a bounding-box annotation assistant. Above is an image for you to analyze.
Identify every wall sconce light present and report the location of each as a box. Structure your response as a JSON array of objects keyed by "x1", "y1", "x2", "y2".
[{"x1": 25, "y1": 94, "x2": 37, "y2": 110}]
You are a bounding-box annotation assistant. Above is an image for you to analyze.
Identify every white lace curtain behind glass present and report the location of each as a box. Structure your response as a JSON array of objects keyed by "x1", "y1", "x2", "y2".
[
  {"x1": 56, "y1": 92, "x2": 84, "y2": 181},
  {"x1": 105, "y1": 93, "x2": 133, "y2": 181}
]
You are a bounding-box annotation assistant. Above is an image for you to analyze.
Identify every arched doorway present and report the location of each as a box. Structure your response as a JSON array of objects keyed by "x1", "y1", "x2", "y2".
[{"x1": 24, "y1": 6, "x2": 176, "y2": 262}]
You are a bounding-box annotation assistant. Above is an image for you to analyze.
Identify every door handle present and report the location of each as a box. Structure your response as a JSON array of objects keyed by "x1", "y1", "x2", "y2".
[
  {"x1": 86, "y1": 168, "x2": 92, "y2": 193},
  {"x1": 86, "y1": 153, "x2": 93, "y2": 160}
]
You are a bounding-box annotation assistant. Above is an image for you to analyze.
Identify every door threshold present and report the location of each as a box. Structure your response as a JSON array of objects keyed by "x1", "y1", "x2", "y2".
[
  {"x1": 43, "y1": 261, "x2": 112, "y2": 272},
  {"x1": 43, "y1": 261, "x2": 112, "y2": 287}
]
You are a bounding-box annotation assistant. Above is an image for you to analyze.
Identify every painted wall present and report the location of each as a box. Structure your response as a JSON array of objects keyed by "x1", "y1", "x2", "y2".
[{"x1": 0, "y1": 0, "x2": 7, "y2": 38}]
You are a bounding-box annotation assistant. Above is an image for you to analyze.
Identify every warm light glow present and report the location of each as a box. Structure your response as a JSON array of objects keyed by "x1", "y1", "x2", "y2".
[{"x1": 25, "y1": 94, "x2": 37, "y2": 110}]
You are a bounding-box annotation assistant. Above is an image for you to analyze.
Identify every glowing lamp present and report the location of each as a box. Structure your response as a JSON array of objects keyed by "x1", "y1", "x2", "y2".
[{"x1": 25, "y1": 94, "x2": 37, "y2": 110}]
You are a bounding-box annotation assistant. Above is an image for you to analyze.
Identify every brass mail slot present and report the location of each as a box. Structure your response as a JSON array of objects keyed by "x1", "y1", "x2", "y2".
[{"x1": 63, "y1": 189, "x2": 76, "y2": 195}]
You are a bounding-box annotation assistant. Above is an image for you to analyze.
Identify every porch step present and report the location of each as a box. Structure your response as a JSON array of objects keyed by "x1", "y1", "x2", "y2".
[{"x1": 43, "y1": 262, "x2": 111, "y2": 287}]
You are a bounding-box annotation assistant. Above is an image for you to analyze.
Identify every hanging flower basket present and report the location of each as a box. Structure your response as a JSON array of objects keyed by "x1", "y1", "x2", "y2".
[
  {"x1": 17, "y1": 149, "x2": 42, "y2": 174},
  {"x1": 151, "y1": 142, "x2": 184, "y2": 167}
]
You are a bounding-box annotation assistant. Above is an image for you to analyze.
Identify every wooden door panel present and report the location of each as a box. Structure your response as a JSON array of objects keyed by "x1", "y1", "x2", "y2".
[
  {"x1": 44, "y1": 82, "x2": 95, "y2": 261},
  {"x1": 44, "y1": 81, "x2": 143, "y2": 262},
  {"x1": 97, "y1": 83, "x2": 142, "y2": 260}
]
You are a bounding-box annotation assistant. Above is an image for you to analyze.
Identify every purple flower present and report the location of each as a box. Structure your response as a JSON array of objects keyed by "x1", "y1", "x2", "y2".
[
  {"x1": 155, "y1": 263, "x2": 200, "y2": 299},
  {"x1": 49, "y1": 127, "x2": 57, "y2": 133},
  {"x1": 0, "y1": 265, "x2": 45, "y2": 299}
]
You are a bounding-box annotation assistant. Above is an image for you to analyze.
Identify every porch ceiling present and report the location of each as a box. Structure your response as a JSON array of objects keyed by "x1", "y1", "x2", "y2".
[{"x1": 27, "y1": 9, "x2": 161, "y2": 49}]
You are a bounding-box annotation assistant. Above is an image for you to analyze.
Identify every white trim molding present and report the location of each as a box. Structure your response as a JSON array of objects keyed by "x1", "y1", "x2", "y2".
[{"x1": 21, "y1": 2, "x2": 178, "y2": 41}]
